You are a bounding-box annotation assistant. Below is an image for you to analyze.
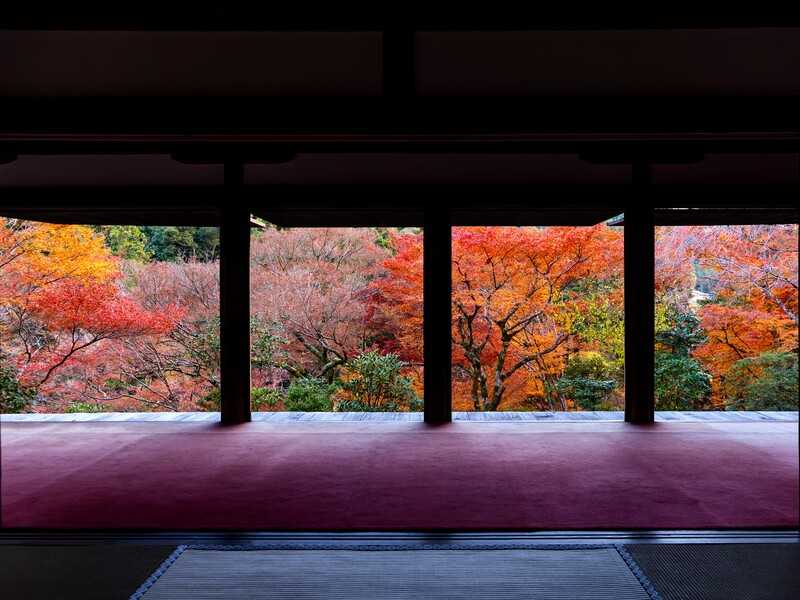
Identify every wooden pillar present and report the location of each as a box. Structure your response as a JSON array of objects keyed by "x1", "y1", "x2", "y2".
[
  {"x1": 423, "y1": 208, "x2": 452, "y2": 423},
  {"x1": 219, "y1": 162, "x2": 251, "y2": 424},
  {"x1": 625, "y1": 162, "x2": 656, "y2": 423}
]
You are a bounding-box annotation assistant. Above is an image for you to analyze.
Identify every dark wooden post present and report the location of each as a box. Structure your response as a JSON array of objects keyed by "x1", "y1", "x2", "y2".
[
  {"x1": 625, "y1": 162, "x2": 656, "y2": 423},
  {"x1": 423, "y1": 208, "x2": 452, "y2": 423},
  {"x1": 219, "y1": 161, "x2": 251, "y2": 424}
]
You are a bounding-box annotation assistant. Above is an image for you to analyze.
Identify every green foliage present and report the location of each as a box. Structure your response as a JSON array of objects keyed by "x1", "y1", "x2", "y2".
[
  {"x1": 655, "y1": 311, "x2": 706, "y2": 356},
  {"x1": 408, "y1": 395, "x2": 424, "y2": 411},
  {"x1": 337, "y1": 351, "x2": 418, "y2": 410},
  {"x1": 197, "y1": 387, "x2": 220, "y2": 411},
  {"x1": 567, "y1": 293, "x2": 625, "y2": 367},
  {"x1": 198, "y1": 386, "x2": 287, "y2": 411},
  {"x1": 252, "y1": 387, "x2": 284, "y2": 410},
  {"x1": 175, "y1": 317, "x2": 221, "y2": 390},
  {"x1": 373, "y1": 227, "x2": 422, "y2": 253},
  {"x1": 141, "y1": 226, "x2": 220, "y2": 262},
  {"x1": 191, "y1": 227, "x2": 221, "y2": 260},
  {"x1": 555, "y1": 351, "x2": 617, "y2": 410},
  {"x1": 653, "y1": 310, "x2": 712, "y2": 409},
  {"x1": 335, "y1": 398, "x2": 389, "y2": 412},
  {"x1": 723, "y1": 352, "x2": 798, "y2": 411},
  {"x1": 654, "y1": 352, "x2": 712, "y2": 410},
  {"x1": 66, "y1": 401, "x2": 105, "y2": 413},
  {"x1": 101, "y1": 225, "x2": 151, "y2": 261},
  {"x1": 250, "y1": 316, "x2": 288, "y2": 371},
  {"x1": 654, "y1": 302, "x2": 673, "y2": 336},
  {"x1": 373, "y1": 227, "x2": 393, "y2": 250},
  {"x1": 336, "y1": 394, "x2": 423, "y2": 413},
  {"x1": 0, "y1": 359, "x2": 34, "y2": 413},
  {"x1": 285, "y1": 377, "x2": 335, "y2": 412},
  {"x1": 563, "y1": 351, "x2": 614, "y2": 380},
  {"x1": 555, "y1": 377, "x2": 617, "y2": 410},
  {"x1": 103, "y1": 378, "x2": 128, "y2": 391}
]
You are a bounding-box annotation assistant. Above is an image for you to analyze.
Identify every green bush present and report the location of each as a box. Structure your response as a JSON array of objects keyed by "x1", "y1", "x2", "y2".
[
  {"x1": 252, "y1": 387, "x2": 284, "y2": 410},
  {"x1": 654, "y1": 352, "x2": 712, "y2": 410},
  {"x1": 0, "y1": 360, "x2": 34, "y2": 413},
  {"x1": 655, "y1": 311, "x2": 707, "y2": 356},
  {"x1": 250, "y1": 317, "x2": 288, "y2": 371},
  {"x1": 185, "y1": 317, "x2": 221, "y2": 375},
  {"x1": 285, "y1": 377, "x2": 334, "y2": 412},
  {"x1": 336, "y1": 351, "x2": 418, "y2": 411},
  {"x1": 555, "y1": 377, "x2": 617, "y2": 410},
  {"x1": 567, "y1": 294, "x2": 625, "y2": 368},
  {"x1": 336, "y1": 398, "x2": 395, "y2": 412},
  {"x1": 563, "y1": 351, "x2": 615, "y2": 380},
  {"x1": 141, "y1": 226, "x2": 220, "y2": 262},
  {"x1": 104, "y1": 378, "x2": 128, "y2": 391},
  {"x1": 554, "y1": 352, "x2": 618, "y2": 410},
  {"x1": 197, "y1": 387, "x2": 220, "y2": 411},
  {"x1": 66, "y1": 402, "x2": 106, "y2": 413},
  {"x1": 723, "y1": 352, "x2": 798, "y2": 411},
  {"x1": 653, "y1": 310, "x2": 713, "y2": 410},
  {"x1": 197, "y1": 386, "x2": 287, "y2": 411},
  {"x1": 101, "y1": 225, "x2": 151, "y2": 261}
]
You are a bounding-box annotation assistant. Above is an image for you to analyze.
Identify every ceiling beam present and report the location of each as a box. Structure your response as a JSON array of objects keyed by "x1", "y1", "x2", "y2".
[{"x1": 3, "y1": 8, "x2": 799, "y2": 30}]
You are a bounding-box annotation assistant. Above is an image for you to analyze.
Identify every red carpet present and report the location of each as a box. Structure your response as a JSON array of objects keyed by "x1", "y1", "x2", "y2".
[{"x1": 1, "y1": 421, "x2": 797, "y2": 530}]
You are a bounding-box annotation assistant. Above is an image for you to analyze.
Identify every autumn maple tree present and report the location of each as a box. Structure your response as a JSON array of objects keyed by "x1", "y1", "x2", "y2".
[
  {"x1": 1, "y1": 219, "x2": 185, "y2": 411},
  {"x1": 654, "y1": 224, "x2": 798, "y2": 409},
  {"x1": 249, "y1": 227, "x2": 390, "y2": 382},
  {"x1": 3, "y1": 215, "x2": 795, "y2": 414},
  {"x1": 372, "y1": 231, "x2": 425, "y2": 394},
  {"x1": 377, "y1": 225, "x2": 624, "y2": 411}
]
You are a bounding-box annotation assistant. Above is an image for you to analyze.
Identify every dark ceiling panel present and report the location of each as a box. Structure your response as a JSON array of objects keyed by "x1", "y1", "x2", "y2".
[
  {"x1": 0, "y1": 31, "x2": 382, "y2": 97},
  {"x1": 2, "y1": 8, "x2": 798, "y2": 30},
  {"x1": 653, "y1": 154, "x2": 800, "y2": 184},
  {"x1": 417, "y1": 29, "x2": 800, "y2": 96}
]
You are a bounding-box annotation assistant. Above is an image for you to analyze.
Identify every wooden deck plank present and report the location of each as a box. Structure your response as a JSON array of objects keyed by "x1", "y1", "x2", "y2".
[{"x1": 2, "y1": 411, "x2": 796, "y2": 423}]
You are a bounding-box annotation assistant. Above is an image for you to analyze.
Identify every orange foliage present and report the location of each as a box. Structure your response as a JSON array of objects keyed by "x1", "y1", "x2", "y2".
[
  {"x1": 377, "y1": 225, "x2": 624, "y2": 411},
  {"x1": 654, "y1": 226, "x2": 697, "y2": 304},
  {"x1": 452, "y1": 226, "x2": 623, "y2": 410},
  {"x1": 1, "y1": 218, "x2": 186, "y2": 411},
  {"x1": 370, "y1": 233, "x2": 426, "y2": 395},
  {"x1": 373, "y1": 232, "x2": 424, "y2": 376},
  {"x1": 27, "y1": 280, "x2": 181, "y2": 340},
  {"x1": 0, "y1": 220, "x2": 117, "y2": 305},
  {"x1": 655, "y1": 224, "x2": 798, "y2": 406}
]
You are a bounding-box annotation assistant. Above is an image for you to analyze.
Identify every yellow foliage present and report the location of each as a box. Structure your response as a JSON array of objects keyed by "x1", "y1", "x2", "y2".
[
  {"x1": 1, "y1": 219, "x2": 118, "y2": 305},
  {"x1": 21, "y1": 223, "x2": 117, "y2": 284}
]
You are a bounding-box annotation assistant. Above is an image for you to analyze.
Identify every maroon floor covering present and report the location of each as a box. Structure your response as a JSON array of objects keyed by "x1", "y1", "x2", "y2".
[{"x1": 1, "y1": 421, "x2": 797, "y2": 530}]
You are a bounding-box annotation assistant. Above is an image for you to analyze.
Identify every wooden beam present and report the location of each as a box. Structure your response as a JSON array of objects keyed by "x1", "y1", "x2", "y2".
[
  {"x1": 614, "y1": 207, "x2": 800, "y2": 226},
  {"x1": 0, "y1": 192, "x2": 222, "y2": 225},
  {"x1": 3, "y1": 8, "x2": 799, "y2": 30},
  {"x1": 219, "y1": 162, "x2": 251, "y2": 424},
  {"x1": 3, "y1": 98, "x2": 800, "y2": 140}
]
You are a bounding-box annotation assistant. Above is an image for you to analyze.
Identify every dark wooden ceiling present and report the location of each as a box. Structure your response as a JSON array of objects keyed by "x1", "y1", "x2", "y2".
[{"x1": 1, "y1": 12, "x2": 798, "y2": 189}]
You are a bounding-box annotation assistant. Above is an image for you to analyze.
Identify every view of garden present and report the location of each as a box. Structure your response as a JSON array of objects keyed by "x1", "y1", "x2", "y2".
[
  {"x1": 0, "y1": 217, "x2": 796, "y2": 413},
  {"x1": 0, "y1": 220, "x2": 220, "y2": 413},
  {"x1": 655, "y1": 224, "x2": 798, "y2": 411}
]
